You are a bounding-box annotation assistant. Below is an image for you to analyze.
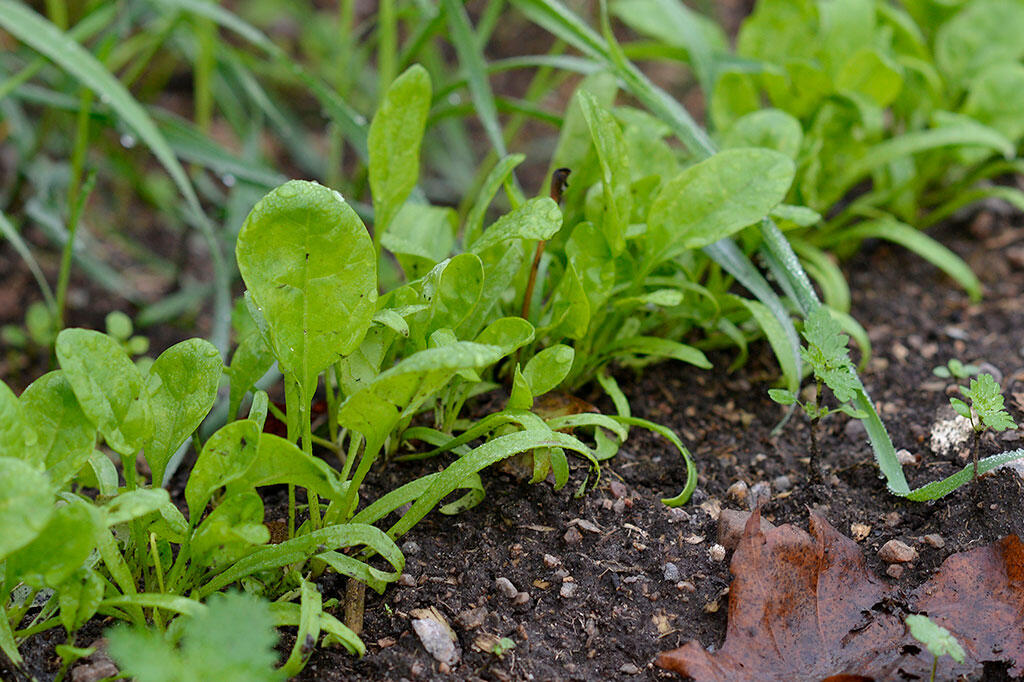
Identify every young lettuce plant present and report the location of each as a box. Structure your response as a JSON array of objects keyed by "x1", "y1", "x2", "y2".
[
  {"x1": 769, "y1": 308, "x2": 867, "y2": 478},
  {"x1": 949, "y1": 373, "x2": 1018, "y2": 479}
]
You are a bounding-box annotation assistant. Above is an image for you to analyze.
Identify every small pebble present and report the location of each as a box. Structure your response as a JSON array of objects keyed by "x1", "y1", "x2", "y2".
[
  {"x1": 850, "y1": 523, "x2": 871, "y2": 542},
  {"x1": 895, "y1": 449, "x2": 918, "y2": 466},
  {"x1": 401, "y1": 540, "x2": 421, "y2": 555},
  {"x1": 512, "y1": 591, "x2": 530, "y2": 605},
  {"x1": 922, "y1": 534, "x2": 945, "y2": 549},
  {"x1": 878, "y1": 540, "x2": 918, "y2": 563},
  {"x1": 456, "y1": 606, "x2": 488, "y2": 629},
  {"x1": 663, "y1": 562, "x2": 680, "y2": 582},
  {"x1": 708, "y1": 544, "x2": 726, "y2": 562},
  {"x1": 411, "y1": 619, "x2": 460, "y2": 666},
  {"x1": 609, "y1": 480, "x2": 627, "y2": 499},
  {"x1": 726, "y1": 480, "x2": 749, "y2": 503},
  {"x1": 883, "y1": 511, "x2": 901, "y2": 528},
  {"x1": 72, "y1": 661, "x2": 119, "y2": 682},
  {"x1": 613, "y1": 498, "x2": 626, "y2": 514},
  {"x1": 772, "y1": 475, "x2": 792, "y2": 492},
  {"x1": 495, "y1": 577, "x2": 518, "y2": 599},
  {"x1": 543, "y1": 553, "x2": 561, "y2": 568},
  {"x1": 749, "y1": 482, "x2": 771, "y2": 508},
  {"x1": 398, "y1": 573, "x2": 416, "y2": 587},
  {"x1": 564, "y1": 526, "x2": 583, "y2": 544},
  {"x1": 619, "y1": 663, "x2": 641, "y2": 675},
  {"x1": 677, "y1": 581, "x2": 696, "y2": 593},
  {"x1": 560, "y1": 582, "x2": 578, "y2": 598},
  {"x1": 666, "y1": 508, "x2": 689, "y2": 523},
  {"x1": 886, "y1": 564, "x2": 905, "y2": 579}
]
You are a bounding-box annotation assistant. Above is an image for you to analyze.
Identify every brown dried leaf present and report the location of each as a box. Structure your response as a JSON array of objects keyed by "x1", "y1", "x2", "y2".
[{"x1": 658, "y1": 510, "x2": 1024, "y2": 680}]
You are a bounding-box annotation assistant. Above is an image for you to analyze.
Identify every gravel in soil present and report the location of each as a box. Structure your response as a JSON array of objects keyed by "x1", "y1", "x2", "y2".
[{"x1": 4, "y1": 212, "x2": 1024, "y2": 682}]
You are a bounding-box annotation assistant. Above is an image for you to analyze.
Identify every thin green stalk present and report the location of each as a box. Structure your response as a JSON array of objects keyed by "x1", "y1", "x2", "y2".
[
  {"x1": 377, "y1": 0, "x2": 396, "y2": 102},
  {"x1": 148, "y1": 533, "x2": 165, "y2": 628},
  {"x1": 55, "y1": 171, "x2": 95, "y2": 330},
  {"x1": 194, "y1": 16, "x2": 216, "y2": 134}
]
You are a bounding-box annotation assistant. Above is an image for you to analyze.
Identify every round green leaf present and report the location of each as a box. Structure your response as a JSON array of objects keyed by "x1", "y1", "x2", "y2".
[
  {"x1": 236, "y1": 180, "x2": 377, "y2": 399},
  {"x1": 0, "y1": 457, "x2": 53, "y2": 561}
]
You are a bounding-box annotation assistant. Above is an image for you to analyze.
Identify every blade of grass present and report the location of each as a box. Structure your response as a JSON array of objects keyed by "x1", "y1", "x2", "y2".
[
  {"x1": 0, "y1": 209, "x2": 56, "y2": 311},
  {"x1": 0, "y1": 0, "x2": 231, "y2": 351}
]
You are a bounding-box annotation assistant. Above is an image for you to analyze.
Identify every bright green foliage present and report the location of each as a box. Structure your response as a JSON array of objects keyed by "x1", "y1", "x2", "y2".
[
  {"x1": 145, "y1": 339, "x2": 223, "y2": 486},
  {"x1": 0, "y1": 457, "x2": 53, "y2": 560},
  {"x1": 55, "y1": 329, "x2": 152, "y2": 457},
  {"x1": 906, "y1": 613, "x2": 965, "y2": 680},
  {"x1": 237, "y1": 180, "x2": 377, "y2": 403},
  {"x1": 19, "y1": 372, "x2": 96, "y2": 487},
  {"x1": 933, "y1": 358, "x2": 979, "y2": 380},
  {"x1": 957, "y1": 373, "x2": 1017, "y2": 432},
  {"x1": 369, "y1": 64, "x2": 432, "y2": 244},
  {"x1": 799, "y1": 307, "x2": 860, "y2": 404},
  {"x1": 107, "y1": 592, "x2": 283, "y2": 682}
]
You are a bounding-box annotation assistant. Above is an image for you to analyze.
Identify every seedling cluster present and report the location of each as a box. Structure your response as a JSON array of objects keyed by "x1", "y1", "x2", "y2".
[{"x1": 1, "y1": 0, "x2": 1023, "y2": 677}]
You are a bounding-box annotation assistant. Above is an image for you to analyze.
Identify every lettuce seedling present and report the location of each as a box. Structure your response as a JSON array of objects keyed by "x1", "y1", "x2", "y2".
[
  {"x1": 932, "y1": 358, "x2": 979, "y2": 381},
  {"x1": 769, "y1": 308, "x2": 866, "y2": 478},
  {"x1": 905, "y1": 614, "x2": 965, "y2": 682},
  {"x1": 949, "y1": 373, "x2": 1018, "y2": 479}
]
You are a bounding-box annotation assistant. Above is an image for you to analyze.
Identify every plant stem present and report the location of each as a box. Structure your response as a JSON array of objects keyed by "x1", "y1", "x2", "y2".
[
  {"x1": 972, "y1": 429, "x2": 981, "y2": 480},
  {"x1": 520, "y1": 168, "x2": 570, "y2": 321}
]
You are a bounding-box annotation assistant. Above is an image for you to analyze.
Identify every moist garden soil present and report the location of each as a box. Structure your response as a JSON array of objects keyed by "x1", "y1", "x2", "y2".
[{"x1": 5, "y1": 212, "x2": 1024, "y2": 682}]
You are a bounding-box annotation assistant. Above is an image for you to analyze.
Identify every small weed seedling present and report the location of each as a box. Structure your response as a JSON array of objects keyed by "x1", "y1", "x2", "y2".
[
  {"x1": 932, "y1": 359, "x2": 980, "y2": 381},
  {"x1": 769, "y1": 308, "x2": 866, "y2": 478},
  {"x1": 949, "y1": 373, "x2": 1018, "y2": 479},
  {"x1": 905, "y1": 614, "x2": 966, "y2": 682}
]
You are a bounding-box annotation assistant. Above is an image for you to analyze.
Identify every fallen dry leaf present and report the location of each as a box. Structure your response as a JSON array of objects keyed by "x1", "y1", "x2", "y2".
[{"x1": 658, "y1": 510, "x2": 1024, "y2": 680}]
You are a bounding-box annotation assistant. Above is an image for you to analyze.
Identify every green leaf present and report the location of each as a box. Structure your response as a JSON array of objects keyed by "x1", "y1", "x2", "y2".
[
  {"x1": 279, "y1": 580, "x2": 322, "y2": 678},
  {"x1": 935, "y1": 0, "x2": 1024, "y2": 89},
  {"x1": 200, "y1": 524, "x2": 403, "y2": 597},
  {"x1": 606, "y1": 336, "x2": 711, "y2": 369},
  {"x1": 107, "y1": 591, "x2": 282, "y2": 682},
  {"x1": 236, "y1": 180, "x2": 377, "y2": 401},
  {"x1": 950, "y1": 397, "x2": 972, "y2": 420},
  {"x1": 962, "y1": 373, "x2": 1017, "y2": 432},
  {"x1": 720, "y1": 109, "x2": 803, "y2": 159},
  {"x1": 59, "y1": 568, "x2": 105, "y2": 635},
  {"x1": 905, "y1": 615, "x2": 966, "y2": 664},
  {"x1": 369, "y1": 64, "x2": 432, "y2": 237},
  {"x1": 648, "y1": 148, "x2": 794, "y2": 256},
  {"x1": 226, "y1": 433, "x2": 349, "y2": 505},
  {"x1": 228, "y1": 331, "x2": 275, "y2": 421},
  {"x1": 6, "y1": 499, "x2": 100, "y2": 588},
  {"x1": 800, "y1": 308, "x2": 860, "y2": 404},
  {"x1": 469, "y1": 197, "x2": 562, "y2": 253},
  {"x1": 537, "y1": 262, "x2": 590, "y2": 340},
  {"x1": 381, "y1": 203, "x2": 457, "y2": 279},
  {"x1": 0, "y1": 380, "x2": 38, "y2": 464},
  {"x1": 577, "y1": 90, "x2": 631, "y2": 253},
  {"x1": 56, "y1": 329, "x2": 152, "y2": 457},
  {"x1": 835, "y1": 47, "x2": 903, "y2": 107},
  {"x1": 411, "y1": 253, "x2": 485, "y2": 344},
  {"x1": 186, "y1": 420, "x2": 261, "y2": 521},
  {"x1": 464, "y1": 154, "x2": 526, "y2": 246},
  {"x1": 103, "y1": 489, "x2": 172, "y2": 526},
  {"x1": 523, "y1": 345, "x2": 575, "y2": 397},
  {"x1": 962, "y1": 62, "x2": 1024, "y2": 143},
  {"x1": 768, "y1": 389, "x2": 796, "y2": 405},
  {"x1": 270, "y1": 601, "x2": 364, "y2": 657},
  {"x1": 904, "y1": 449, "x2": 1024, "y2": 500},
  {"x1": 145, "y1": 339, "x2": 222, "y2": 486},
  {"x1": 191, "y1": 491, "x2": 269, "y2": 568},
  {"x1": 337, "y1": 342, "x2": 505, "y2": 447},
  {"x1": 473, "y1": 317, "x2": 535, "y2": 356},
  {"x1": 19, "y1": 371, "x2": 95, "y2": 488},
  {"x1": 508, "y1": 365, "x2": 534, "y2": 411}
]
